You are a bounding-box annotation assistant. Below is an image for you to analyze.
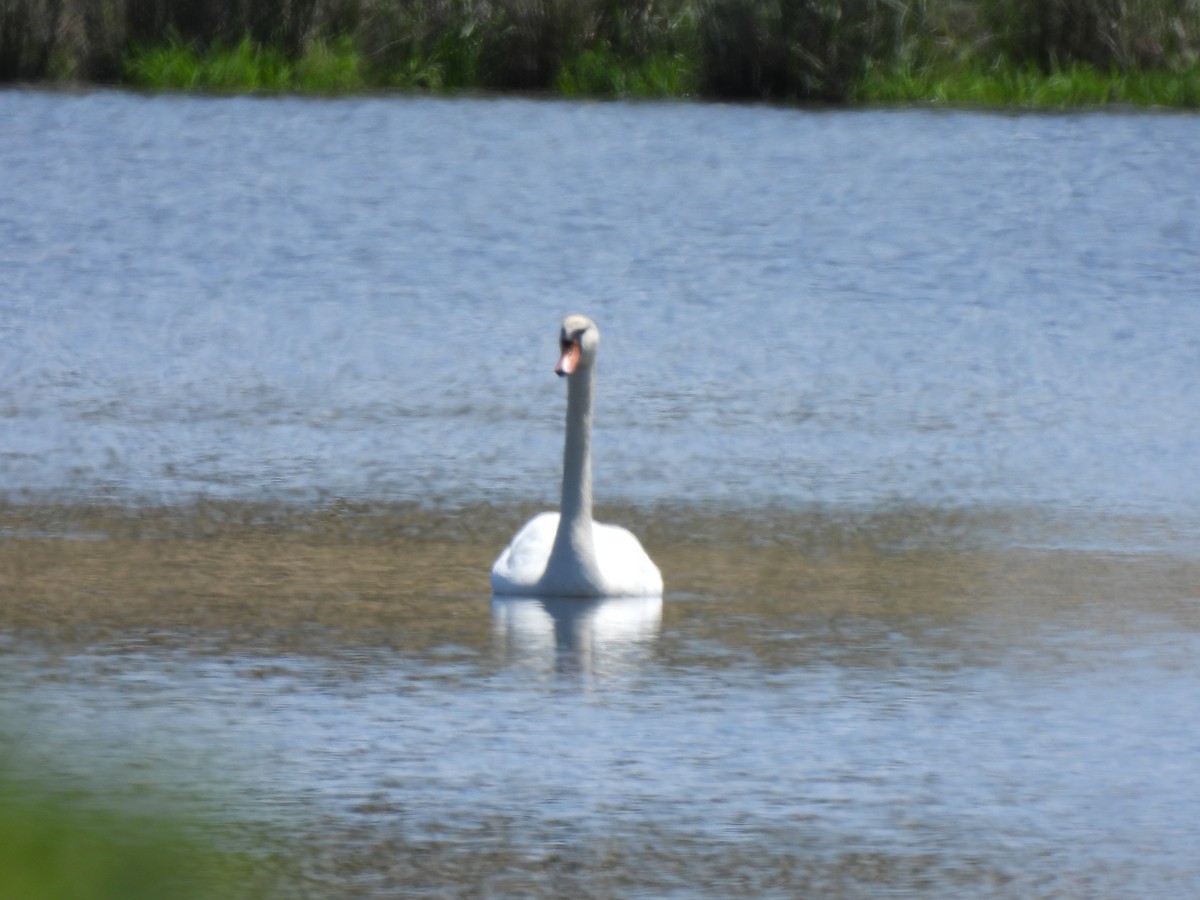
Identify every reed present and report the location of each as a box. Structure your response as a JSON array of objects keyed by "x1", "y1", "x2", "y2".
[
  {"x1": 858, "y1": 57, "x2": 1200, "y2": 107},
  {"x1": 4, "y1": 0, "x2": 1200, "y2": 106},
  {"x1": 0, "y1": 0, "x2": 61, "y2": 79},
  {"x1": 695, "y1": 0, "x2": 907, "y2": 101},
  {"x1": 124, "y1": 33, "x2": 364, "y2": 91},
  {"x1": 556, "y1": 46, "x2": 696, "y2": 96},
  {"x1": 986, "y1": 0, "x2": 1200, "y2": 72}
]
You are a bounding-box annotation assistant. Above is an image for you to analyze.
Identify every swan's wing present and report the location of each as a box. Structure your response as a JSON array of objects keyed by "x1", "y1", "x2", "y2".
[
  {"x1": 592, "y1": 521, "x2": 664, "y2": 597},
  {"x1": 491, "y1": 512, "x2": 560, "y2": 593}
]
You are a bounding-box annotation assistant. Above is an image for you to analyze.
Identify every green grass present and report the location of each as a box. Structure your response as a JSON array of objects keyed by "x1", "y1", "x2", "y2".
[
  {"x1": 119, "y1": 23, "x2": 1200, "y2": 108},
  {"x1": 375, "y1": 30, "x2": 485, "y2": 92},
  {"x1": 124, "y1": 35, "x2": 365, "y2": 93},
  {"x1": 124, "y1": 32, "x2": 699, "y2": 99},
  {"x1": 856, "y1": 59, "x2": 1200, "y2": 108},
  {"x1": 556, "y1": 48, "x2": 697, "y2": 98},
  {"x1": 10, "y1": 0, "x2": 1200, "y2": 107}
]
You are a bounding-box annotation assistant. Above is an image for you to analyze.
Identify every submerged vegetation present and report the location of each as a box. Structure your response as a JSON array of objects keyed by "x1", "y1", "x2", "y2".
[{"x1": 2, "y1": 0, "x2": 1200, "y2": 107}]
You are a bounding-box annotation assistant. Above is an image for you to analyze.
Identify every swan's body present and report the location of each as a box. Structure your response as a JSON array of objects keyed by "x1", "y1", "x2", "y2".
[
  {"x1": 491, "y1": 315, "x2": 662, "y2": 598},
  {"x1": 492, "y1": 511, "x2": 663, "y2": 597}
]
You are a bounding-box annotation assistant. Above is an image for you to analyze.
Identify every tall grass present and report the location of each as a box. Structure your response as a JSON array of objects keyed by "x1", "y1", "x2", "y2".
[
  {"x1": 4, "y1": 0, "x2": 1200, "y2": 105},
  {"x1": 987, "y1": 0, "x2": 1200, "y2": 71},
  {"x1": 0, "y1": 0, "x2": 61, "y2": 79},
  {"x1": 123, "y1": 33, "x2": 364, "y2": 91},
  {"x1": 858, "y1": 56, "x2": 1200, "y2": 107},
  {"x1": 557, "y1": 46, "x2": 696, "y2": 97},
  {"x1": 695, "y1": 0, "x2": 907, "y2": 101},
  {"x1": 354, "y1": 0, "x2": 699, "y2": 92}
]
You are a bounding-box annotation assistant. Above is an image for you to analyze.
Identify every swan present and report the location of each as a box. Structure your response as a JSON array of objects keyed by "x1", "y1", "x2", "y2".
[{"x1": 491, "y1": 315, "x2": 663, "y2": 598}]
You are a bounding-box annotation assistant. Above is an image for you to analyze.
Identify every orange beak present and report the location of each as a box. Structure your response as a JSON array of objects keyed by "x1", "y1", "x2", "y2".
[{"x1": 555, "y1": 340, "x2": 580, "y2": 377}]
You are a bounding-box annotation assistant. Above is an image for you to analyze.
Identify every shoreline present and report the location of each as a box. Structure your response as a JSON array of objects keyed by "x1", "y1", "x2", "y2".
[
  {"x1": 5, "y1": 0, "x2": 1200, "y2": 111},
  {"x1": 8, "y1": 76, "x2": 1200, "y2": 113},
  {"x1": 99, "y1": 52, "x2": 1200, "y2": 110}
]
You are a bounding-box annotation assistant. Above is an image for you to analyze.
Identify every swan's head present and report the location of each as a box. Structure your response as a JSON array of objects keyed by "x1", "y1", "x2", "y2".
[{"x1": 555, "y1": 314, "x2": 599, "y2": 377}]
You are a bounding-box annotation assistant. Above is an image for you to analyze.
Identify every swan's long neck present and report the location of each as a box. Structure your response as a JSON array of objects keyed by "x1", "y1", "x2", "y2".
[
  {"x1": 545, "y1": 361, "x2": 601, "y2": 591},
  {"x1": 559, "y1": 363, "x2": 594, "y2": 529}
]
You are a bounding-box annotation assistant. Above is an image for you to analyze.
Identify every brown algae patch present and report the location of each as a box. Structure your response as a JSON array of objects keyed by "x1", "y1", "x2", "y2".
[{"x1": 2, "y1": 501, "x2": 1197, "y2": 664}]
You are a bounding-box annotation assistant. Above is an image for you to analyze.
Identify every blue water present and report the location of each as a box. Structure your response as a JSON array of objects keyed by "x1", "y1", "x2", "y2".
[
  {"x1": 3, "y1": 90, "x2": 1200, "y2": 897},
  {"x1": 5, "y1": 607, "x2": 1200, "y2": 897},
  {"x1": 3, "y1": 90, "x2": 1198, "y2": 530}
]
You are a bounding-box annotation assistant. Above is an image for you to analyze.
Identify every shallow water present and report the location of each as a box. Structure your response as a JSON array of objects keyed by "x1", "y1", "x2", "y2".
[
  {"x1": 3, "y1": 503, "x2": 1199, "y2": 897},
  {"x1": 2, "y1": 90, "x2": 1200, "y2": 896}
]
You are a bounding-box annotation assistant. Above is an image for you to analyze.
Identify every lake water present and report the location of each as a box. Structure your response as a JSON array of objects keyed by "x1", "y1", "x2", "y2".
[{"x1": 2, "y1": 89, "x2": 1199, "y2": 897}]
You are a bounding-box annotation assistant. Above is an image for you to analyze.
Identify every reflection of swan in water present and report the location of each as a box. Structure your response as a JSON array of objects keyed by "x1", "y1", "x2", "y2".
[
  {"x1": 491, "y1": 315, "x2": 663, "y2": 598},
  {"x1": 491, "y1": 595, "x2": 663, "y2": 677}
]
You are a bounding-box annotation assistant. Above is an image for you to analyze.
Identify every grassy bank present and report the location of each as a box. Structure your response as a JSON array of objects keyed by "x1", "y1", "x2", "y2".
[
  {"x1": 4, "y1": 0, "x2": 1200, "y2": 108},
  {"x1": 857, "y1": 59, "x2": 1200, "y2": 107}
]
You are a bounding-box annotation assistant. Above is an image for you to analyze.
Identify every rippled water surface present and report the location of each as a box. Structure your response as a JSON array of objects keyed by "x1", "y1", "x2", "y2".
[
  {"x1": 2, "y1": 89, "x2": 1199, "y2": 896},
  {"x1": 4, "y1": 89, "x2": 1199, "y2": 520}
]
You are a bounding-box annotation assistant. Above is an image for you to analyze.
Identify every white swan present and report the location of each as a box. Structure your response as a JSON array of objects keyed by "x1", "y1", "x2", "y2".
[{"x1": 491, "y1": 315, "x2": 663, "y2": 598}]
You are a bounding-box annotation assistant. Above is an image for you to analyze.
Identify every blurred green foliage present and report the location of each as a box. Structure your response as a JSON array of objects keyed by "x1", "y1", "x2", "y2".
[{"x1": 0, "y1": 767, "x2": 268, "y2": 900}]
